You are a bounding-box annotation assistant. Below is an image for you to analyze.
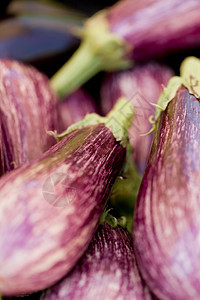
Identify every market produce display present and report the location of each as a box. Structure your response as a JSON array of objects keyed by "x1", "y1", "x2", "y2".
[
  {"x1": 0, "y1": 98, "x2": 133, "y2": 296},
  {"x1": 1, "y1": 1, "x2": 200, "y2": 300}
]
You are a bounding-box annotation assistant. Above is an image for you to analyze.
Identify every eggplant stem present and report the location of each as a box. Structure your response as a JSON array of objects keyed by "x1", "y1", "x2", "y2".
[
  {"x1": 117, "y1": 216, "x2": 127, "y2": 228},
  {"x1": 100, "y1": 209, "x2": 118, "y2": 228},
  {"x1": 50, "y1": 11, "x2": 132, "y2": 99},
  {"x1": 105, "y1": 214, "x2": 118, "y2": 228},
  {"x1": 100, "y1": 209, "x2": 128, "y2": 229},
  {"x1": 50, "y1": 41, "x2": 102, "y2": 99}
]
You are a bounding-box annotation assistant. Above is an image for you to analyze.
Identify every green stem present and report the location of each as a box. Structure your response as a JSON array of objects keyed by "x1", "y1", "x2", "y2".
[
  {"x1": 50, "y1": 11, "x2": 132, "y2": 99},
  {"x1": 117, "y1": 216, "x2": 127, "y2": 229},
  {"x1": 100, "y1": 209, "x2": 128, "y2": 229},
  {"x1": 100, "y1": 209, "x2": 117, "y2": 228},
  {"x1": 50, "y1": 41, "x2": 102, "y2": 99}
]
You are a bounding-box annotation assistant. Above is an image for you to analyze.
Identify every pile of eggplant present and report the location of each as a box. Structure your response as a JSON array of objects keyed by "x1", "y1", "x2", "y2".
[{"x1": 1, "y1": 0, "x2": 200, "y2": 300}]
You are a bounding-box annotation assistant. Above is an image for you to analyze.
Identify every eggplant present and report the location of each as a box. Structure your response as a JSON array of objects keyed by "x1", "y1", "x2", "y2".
[
  {"x1": 58, "y1": 88, "x2": 98, "y2": 132},
  {"x1": 0, "y1": 1, "x2": 84, "y2": 64},
  {"x1": 133, "y1": 57, "x2": 200, "y2": 300},
  {"x1": 50, "y1": 0, "x2": 200, "y2": 98},
  {"x1": 0, "y1": 59, "x2": 58, "y2": 173},
  {"x1": 0, "y1": 98, "x2": 133, "y2": 296},
  {"x1": 0, "y1": 123, "x2": 4, "y2": 176},
  {"x1": 41, "y1": 223, "x2": 153, "y2": 300},
  {"x1": 100, "y1": 62, "x2": 173, "y2": 173}
]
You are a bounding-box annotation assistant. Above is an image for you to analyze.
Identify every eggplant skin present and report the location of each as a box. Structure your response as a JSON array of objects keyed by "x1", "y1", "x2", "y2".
[
  {"x1": 0, "y1": 59, "x2": 58, "y2": 172},
  {"x1": 58, "y1": 88, "x2": 98, "y2": 132},
  {"x1": 0, "y1": 123, "x2": 4, "y2": 175},
  {"x1": 100, "y1": 63, "x2": 173, "y2": 173},
  {"x1": 133, "y1": 86, "x2": 200, "y2": 300},
  {"x1": 108, "y1": 0, "x2": 200, "y2": 60},
  {"x1": 0, "y1": 124, "x2": 126, "y2": 296},
  {"x1": 42, "y1": 223, "x2": 152, "y2": 300}
]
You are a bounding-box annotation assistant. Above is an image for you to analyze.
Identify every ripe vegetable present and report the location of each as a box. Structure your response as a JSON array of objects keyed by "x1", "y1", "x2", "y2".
[
  {"x1": 133, "y1": 57, "x2": 200, "y2": 300},
  {"x1": 41, "y1": 223, "x2": 153, "y2": 300},
  {"x1": 0, "y1": 124, "x2": 4, "y2": 176},
  {"x1": 0, "y1": 59, "x2": 58, "y2": 172},
  {"x1": 50, "y1": 0, "x2": 200, "y2": 98},
  {"x1": 58, "y1": 88, "x2": 98, "y2": 132},
  {"x1": 0, "y1": 98, "x2": 133, "y2": 296},
  {"x1": 100, "y1": 62, "x2": 173, "y2": 173}
]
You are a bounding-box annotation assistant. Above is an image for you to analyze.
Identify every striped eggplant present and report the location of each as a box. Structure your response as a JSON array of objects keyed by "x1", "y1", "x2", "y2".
[
  {"x1": 0, "y1": 59, "x2": 58, "y2": 173},
  {"x1": 133, "y1": 57, "x2": 200, "y2": 300},
  {"x1": 0, "y1": 123, "x2": 3, "y2": 176},
  {"x1": 41, "y1": 223, "x2": 153, "y2": 300},
  {"x1": 100, "y1": 62, "x2": 173, "y2": 173},
  {"x1": 58, "y1": 88, "x2": 98, "y2": 132},
  {"x1": 50, "y1": 0, "x2": 200, "y2": 98},
  {"x1": 0, "y1": 98, "x2": 133, "y2": 296}
]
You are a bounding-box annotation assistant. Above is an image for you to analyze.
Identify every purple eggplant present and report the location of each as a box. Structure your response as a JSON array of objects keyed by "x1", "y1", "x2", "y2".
[
  {"x1": 0, "y1": 98, "x2": 133, "y2": 296},
  {"x1": 58, "y1": 88, "x2": 98, "y2": 132},
  {"x1": 41, "y1": 223, "x2": 153, "y2": 300},
  {"x1": 0, "y1": 59, "x2": 58, "y2": 172},
  {"x1": 133, "y1": 57, "x2": 200, "y2": 300},
  {"x1": 108, "y1": 0, "x2": 200, "y2": 60},
  {"x1": 50, "y1": 0, "x2": 200, "y2": 98},
  {"x1": 101, "y1": 62, "x2": 173, "y2": 173},
  {"x1": 0, "y1": 123, "x2": 4, "y2": 176}
]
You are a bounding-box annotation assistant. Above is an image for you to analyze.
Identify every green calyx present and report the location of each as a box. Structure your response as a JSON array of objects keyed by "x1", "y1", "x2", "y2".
[
  {"x1": 99, "y1": 209, "x2": 127, "y2": 229},
  {"x1": 54, "y1": 97, "x2": 134, "y2": 148},
  {"x1": 180, "y1": 56, "x2": 200, "y2": 97},
  {"x1": 50, "y1": 10, "x2": 132, "y2": 98},
  {"x1": 149, "y1": 56, "x2": 200, "y2": 133},
  {"x1": 83, "y1": 11, "x2": 132, "y2": 70}
]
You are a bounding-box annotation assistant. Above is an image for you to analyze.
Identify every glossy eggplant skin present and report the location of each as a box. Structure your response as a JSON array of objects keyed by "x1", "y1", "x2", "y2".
[
  {"x1": 58, "y1": 89, "x2": 98, "y2": 132},
  {"x1": 0, "y1": 123, "x2": 4, "y2": 176},
  {"x1": 101, "y1": 63, "x2": 173, "y2": 173},
  {"x1": 0, "y1": 59, "x2": 58, "y2": 172},
  {"x1": 108, "y1": 0, "x2": 200, "y2": 60},
  {"x1": 133, "y1": 85, "x2": 200, "y2": 300},
  {"x1": 0, "y1": 123, "x2": 126, "y2": 296},
  {"x1": 42, "y1": 223, "x2": 152, "y2": 300}
]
